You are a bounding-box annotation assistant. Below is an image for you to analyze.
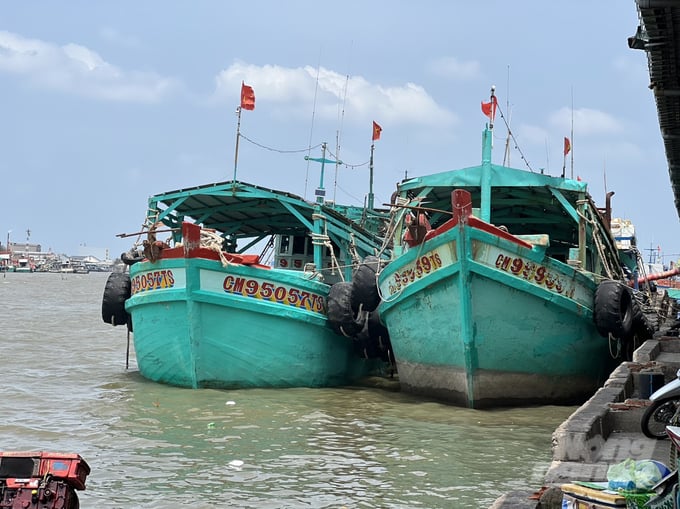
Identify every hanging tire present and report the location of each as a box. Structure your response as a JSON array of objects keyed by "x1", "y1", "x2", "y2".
[
  {"x1": 352, "y1": 310, "x2": 391, "y2": 360},
  {"x1": 121, "y1": 249, "x2": 144, "y2": 266},
  {"x1": 367, "y1": 309, "x2": 389, "y2": 341},
  {"x1": 593, "y1": 280, "x2": 634, "y2": 338},
  {"x1": 366, "y1": 310, "x2": 392, "y2": 361},
  {"x1": 350, "y1": 255, "x2": 381, "y2": 312},
  {"x1": 327, "y1": 282, "x2": 364, "y2": 337},
  {"x1": 630, "y1": 297, "x2": 656, "y2": 340},
  {"x1": 622, "y1": 299, "x2": 645, "y2": 361},
  {"x1": 102, "y1": 271, "x2": 131, "y2": 327}
]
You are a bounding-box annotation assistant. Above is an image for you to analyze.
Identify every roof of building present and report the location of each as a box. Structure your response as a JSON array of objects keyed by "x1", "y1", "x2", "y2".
[{"x1": 634, "y1": 0, "x2": 680, "y2": 217}]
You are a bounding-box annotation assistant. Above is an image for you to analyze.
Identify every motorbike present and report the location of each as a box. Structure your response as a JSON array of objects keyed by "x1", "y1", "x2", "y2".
[{"x1": 641, "y1": 368, "x2": 680, "y2": 439}]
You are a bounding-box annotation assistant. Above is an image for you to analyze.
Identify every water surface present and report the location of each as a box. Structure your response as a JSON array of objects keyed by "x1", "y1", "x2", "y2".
[{"x1": 0, "y1": 272, "x2": 574, "y2": 508}]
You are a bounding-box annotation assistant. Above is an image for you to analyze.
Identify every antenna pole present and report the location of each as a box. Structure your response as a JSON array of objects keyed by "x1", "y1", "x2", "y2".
[
  {"x1": 570, "y1": 87, "x2": 574, "y2": 179},
  {"x1": 489, "y1": 85, "x2": 496, "y2": 134},
  {"x1": 233, "y1": 106, "x2": 242, "y2": 182},
  {"x1": 304, "y1": 142, "x2": 341, "y2": 205},
  {"x1": 334, "y1": 73, "x2": 350, "y2": 203},
  {"x1": 368, "y1": 142, "x2": 375, "y2": 209},
  {"x1": 503, "y1": 66, "x2": 511, "y2": 166}
]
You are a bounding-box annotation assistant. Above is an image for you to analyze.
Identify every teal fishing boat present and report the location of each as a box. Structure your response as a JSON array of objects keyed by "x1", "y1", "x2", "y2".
[
  {"x1": 364, "y1": 97, "x2": 652, "y2": 408},
  {"x1": 101, "y1": 180, "x2": 391, "y2": 389}
]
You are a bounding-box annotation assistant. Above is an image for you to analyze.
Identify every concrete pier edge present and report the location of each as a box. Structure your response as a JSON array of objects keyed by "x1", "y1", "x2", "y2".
[{"x1": 489, "y1": 332, "x2": 680, "y2": 509}]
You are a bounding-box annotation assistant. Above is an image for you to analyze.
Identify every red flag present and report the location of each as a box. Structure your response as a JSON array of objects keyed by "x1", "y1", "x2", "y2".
[
  {"x1": 240, "y1": 81, "x2": 255, "y2": 111},
  {"x1": 563, "y1": 137, "x2": 571, "y2": 156},
  {"x1": 481, "y1": 96, "x2": 497, "y2": 121},
  {"x1": 372, "y1": 121, "x2": 382, "y2": 141}
]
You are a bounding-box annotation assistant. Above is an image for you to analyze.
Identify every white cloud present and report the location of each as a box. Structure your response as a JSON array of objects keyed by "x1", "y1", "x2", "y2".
[
  {"x1": 426, "y1": 56, "x2": 481, "y2": 80},
  {"x1": 515, "y1": 123, "x2": 550, "y2": 146},
  {"x1": 549, "y1": 106, "x2": 623, "y2": 136},
  {"x1": 0, "y1": 30, "x2": 179, "y2": 102},
  {"x1": 213, "y1": 61, "x2": 456, "y2": 127}
]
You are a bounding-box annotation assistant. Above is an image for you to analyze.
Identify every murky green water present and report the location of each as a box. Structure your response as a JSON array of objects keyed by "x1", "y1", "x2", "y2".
[{"x1": 0, "y1": 272, "x2": 575, "y2": 508}]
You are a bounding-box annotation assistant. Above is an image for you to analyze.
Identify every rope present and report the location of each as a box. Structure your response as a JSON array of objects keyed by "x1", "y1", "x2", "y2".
[
  {"x1": 325, "y1": 146, "x2": 370, "y2": 169},
  {"x1": 239, "y1": 133, "x2": 322, "y2": 154},
  {"x1": 237, "y1": 133, "x2": 370, "y2": 169},
  {"x1": 374, "y1": 197, "x2": 412, "y2": 303},
  {"x1": 348, "y1": 232, "x2": 361, "y2": 266},
  {"x1": 130, "y1": 212, "x2": 162, "y2": 251},
  {"x1": 310, "y1": 212, "x2": 343, "y2": 281},
  {"x1": 310, "y1": 230, "x2": 343, "y2": 282},
  {"x1": 200, "y1": 229, "x2": 232, "y2": 267},
  {"x1": 376, "y1": 199, "x2": 432, "y2": 303},
  {"x1": 634, "y1": 247, "x2": 655, "y2": 297},
  {"x1": 494, "y1": 102, "x2": 534, "y2": 172},
  {"x1": 608, "y1": 332, "x2": 622, "y2": 359},
  {"x1": 575, "y1": 204, "x2": 617, "y2": 281}
]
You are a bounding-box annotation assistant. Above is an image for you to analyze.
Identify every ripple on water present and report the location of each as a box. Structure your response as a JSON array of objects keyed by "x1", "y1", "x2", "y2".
[{"x1": 1, "y1": 274, "x2": 574, "y2": 508}]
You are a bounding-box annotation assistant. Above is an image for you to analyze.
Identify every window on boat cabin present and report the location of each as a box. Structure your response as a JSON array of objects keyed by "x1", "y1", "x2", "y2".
[
  {"x1": 278, "y1": 235, "x2": 290, "y2": 254},
  {"x1": 292, "y1": 235, "x2": 307, "y2": 255},
  {"x1": 279, "y1": 234, "x2": 325, "y2": 257},
  {"x1": 223, "y1": 234, "x2": 237, "y2": 253}
]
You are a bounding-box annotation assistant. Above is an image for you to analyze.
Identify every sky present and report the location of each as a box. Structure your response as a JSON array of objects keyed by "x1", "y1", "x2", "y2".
[{"x1": 0, "y1": 1, "x2": 677, "y2": 266}]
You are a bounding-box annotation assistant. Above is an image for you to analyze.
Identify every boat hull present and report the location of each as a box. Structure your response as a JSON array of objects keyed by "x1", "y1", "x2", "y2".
[
  {"x1": 378, "y1": 222, "x2": 617, "y2": 408},
  {"x1": 126, "y1": 257, "x2": 370, "y2": 389}
]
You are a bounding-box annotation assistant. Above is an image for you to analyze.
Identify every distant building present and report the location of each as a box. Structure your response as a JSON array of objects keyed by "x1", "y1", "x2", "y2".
[
  {"x1": 77, "y1": 246, "x2": 110, "y2": 261},
  {"x1": 7, "y1": 242, "x2": 42, "y2": 255}
]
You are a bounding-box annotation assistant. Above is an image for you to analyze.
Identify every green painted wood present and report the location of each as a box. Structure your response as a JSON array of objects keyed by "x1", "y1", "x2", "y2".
[
  {"x1": 379, "y1": 225, "x2": 616, "y2": 407},
  {"x1": 377, "y1": 127, "x2": 633, "y2": 407},
  {"x1": 127, "y1": 257, "x2": 374, "y2": 388},
  {"x1": 122, "y1": 179, "x2": 390, "y2": 389}
]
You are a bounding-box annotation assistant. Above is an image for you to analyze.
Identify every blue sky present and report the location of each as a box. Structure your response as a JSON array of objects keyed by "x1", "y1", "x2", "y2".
[{"x1": 1, "y1": 1, "x2": 676, "y2": 265}]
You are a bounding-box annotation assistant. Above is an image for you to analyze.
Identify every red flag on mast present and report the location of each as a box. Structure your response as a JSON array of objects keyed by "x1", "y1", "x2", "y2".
[
  {"x1": 563, "y1": 137, "x2": 571, "y2": 156},
  {"x1": 372, "y1": 121, "x2": 382, "y2": 141},
  {"x1": 240, "y1": 82, "x2": 255, "y2": 111},
  {"x1": 481, "y1": 96, "x2": 497, "y2": 121}
]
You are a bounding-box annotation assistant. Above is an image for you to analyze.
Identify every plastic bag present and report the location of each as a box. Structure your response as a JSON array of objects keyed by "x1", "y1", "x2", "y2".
[{"x1": 606, "y1": 458, "x2": 667, "y2": 491}]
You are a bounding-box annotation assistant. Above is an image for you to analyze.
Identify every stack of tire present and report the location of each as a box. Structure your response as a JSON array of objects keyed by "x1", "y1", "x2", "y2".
[
  {"x1": 593, "y1": 279, "x2": 657, "y2": 360},
  {"x1": 327, "y1": 256, "x2": 392, "y2": 363}
]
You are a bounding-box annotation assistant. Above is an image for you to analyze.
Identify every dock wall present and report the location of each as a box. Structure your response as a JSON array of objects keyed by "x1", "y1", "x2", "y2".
[{"x1": 490, "y1": 334, "x2": 680, "y2": 508}]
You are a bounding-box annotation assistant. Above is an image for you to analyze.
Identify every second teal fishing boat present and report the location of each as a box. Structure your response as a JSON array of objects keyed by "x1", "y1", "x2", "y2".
[{"x1": 362, "y1": 93, "x2": 653, "y2": 408}]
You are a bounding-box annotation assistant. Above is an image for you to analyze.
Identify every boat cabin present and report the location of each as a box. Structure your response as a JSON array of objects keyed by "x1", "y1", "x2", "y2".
[{"x1": 273, "y1": 234, "x2": 343, "y2": 284}]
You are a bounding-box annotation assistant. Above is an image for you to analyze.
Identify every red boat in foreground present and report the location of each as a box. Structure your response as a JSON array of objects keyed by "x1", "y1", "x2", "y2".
[{"x1": 0, "y1": 452, "x2": 90, "y2": 509}]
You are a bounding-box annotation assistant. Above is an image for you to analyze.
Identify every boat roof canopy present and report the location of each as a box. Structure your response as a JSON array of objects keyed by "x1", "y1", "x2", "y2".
[
  {"x1": 399, "y1": 163, "x2": 588, "y2": 193},
  {"x1": 147, "y1": 180, "x2": 384, "y2": 247},
  {"x1": 396, "y1": 163, "x2": 601, "y2": 247}
]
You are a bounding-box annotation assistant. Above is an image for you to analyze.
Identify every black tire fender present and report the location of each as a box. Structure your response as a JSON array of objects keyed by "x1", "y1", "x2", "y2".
[
  {"x1": 102, "y1": 271, "x2": 132, "y2": 328},
  {"x1": 350, "y1": 255, "x2": 381, "y2": 312},
  {"x1": 121, "y1": 249, "x2": 144, "y2": 266},
  {"x1": 327, "y1": 282, "x2": 364, "y2": 337},
  {"x1": 593, "y1": 280, "x2": 634, "y2": 338},
  {"x1": 630, "y1": 297, "x2": 656, "y2": 340}
]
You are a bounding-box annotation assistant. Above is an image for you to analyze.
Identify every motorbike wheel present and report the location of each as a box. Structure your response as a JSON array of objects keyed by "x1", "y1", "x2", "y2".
[{"x1": 641, "y1": 397, "x2": 680, "y2": 439}]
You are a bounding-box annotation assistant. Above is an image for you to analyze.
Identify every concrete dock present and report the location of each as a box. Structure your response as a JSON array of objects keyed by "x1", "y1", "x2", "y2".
[{"x1": 490, "y1": 328, "x2": 680, "y2": 508}]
